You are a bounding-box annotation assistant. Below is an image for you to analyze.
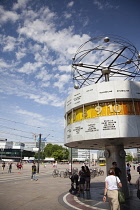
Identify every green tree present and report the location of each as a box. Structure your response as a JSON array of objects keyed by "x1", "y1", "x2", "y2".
[
  {"x1": 52, "y1": 150, "x2": 64, "y2": 161},
  {"x1": 34, "y1": 152, "x2": 45, "y2": 160},
  {"x1": 126, "y1": 153, "x2": 133, "y2": 162},
  {"x1": 133, "y1": 157, "x2": 138, "y2": 162},
  {"x1": 43, "y1": 143, "x2": 69, "y2": 161},
  {"x1": 44, "y1": 143, "x2": 53, "y2": 157}
]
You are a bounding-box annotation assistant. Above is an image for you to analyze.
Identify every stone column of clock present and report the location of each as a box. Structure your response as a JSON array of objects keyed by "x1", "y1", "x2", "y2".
[{"x1": 105, "y1": 145, "x2": 129, "y2": 198}]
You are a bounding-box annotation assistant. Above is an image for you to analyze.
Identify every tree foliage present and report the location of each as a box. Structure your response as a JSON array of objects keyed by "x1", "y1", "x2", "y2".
[
  {"x1": 35, "y1": 143, "x2": 69, "y2": 161},
  {"x1": 34, "y1": 152, "x2": 45, "y2": 160},
  {"x1": 126, "y1": 153, "x2": 133, "y2": 162}
]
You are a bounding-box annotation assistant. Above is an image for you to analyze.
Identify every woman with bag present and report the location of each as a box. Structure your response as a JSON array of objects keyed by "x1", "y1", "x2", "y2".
[{"x1": 103, "y1": 168, "x2": 122, "y2": 210}]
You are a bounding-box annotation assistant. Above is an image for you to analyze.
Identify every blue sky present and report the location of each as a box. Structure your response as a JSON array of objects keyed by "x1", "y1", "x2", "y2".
[{"x1": 0, "y1": 0, "x2": 140, "y2": 144}]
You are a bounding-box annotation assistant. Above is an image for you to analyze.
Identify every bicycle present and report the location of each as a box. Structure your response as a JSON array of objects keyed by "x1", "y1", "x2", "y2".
[
  {"x1": 99, "y1": 169, "x2": 104, "y2": 176},
  {"x1": 63, "y1": 169, "x2": 72, "y2": 178},
  {"x1": 52, "y1": 169, "x2": 61, "y2": 178}
]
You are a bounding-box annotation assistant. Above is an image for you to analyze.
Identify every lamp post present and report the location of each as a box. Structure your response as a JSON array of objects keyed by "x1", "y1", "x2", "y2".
[
  {"x1": 71, "y1": 148, "x2": 72, "y2": 174},
  {"x1": 21, "y1": 149, "x2": 23, "y2": 162},
  {"x1": 1, "y1": 148, "x2": 4, "y2": 161},
  {"x1": 37, "y1": 134, "x2": 42, "y2": 173},
  {"x1": 89, "y1": 149, "x2": 90, "y2": 167}
]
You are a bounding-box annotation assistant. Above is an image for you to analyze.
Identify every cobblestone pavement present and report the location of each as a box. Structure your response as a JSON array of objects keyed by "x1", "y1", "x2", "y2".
[{"x1": 0, "y1": 163, "x2": 140, "y2": 210}]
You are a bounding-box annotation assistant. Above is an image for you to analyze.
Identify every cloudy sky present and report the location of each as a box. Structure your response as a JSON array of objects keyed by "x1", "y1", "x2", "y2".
[{"x1": 0, "y1": 0, "x2": 140, "y2": 144}]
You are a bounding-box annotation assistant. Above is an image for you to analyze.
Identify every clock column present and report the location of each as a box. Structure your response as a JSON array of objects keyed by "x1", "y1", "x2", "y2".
[{"x1": 105, "y1": 145, "x2": 129, "y2": 198}]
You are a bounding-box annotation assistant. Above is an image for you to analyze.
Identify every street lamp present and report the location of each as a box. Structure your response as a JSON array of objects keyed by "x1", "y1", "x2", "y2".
[
  {"x1": 37, "y1": 134, "x2": 42, "y2": 173},
  {"x1": 89, "y1": 149, "x2": 90, "y2": 167},
  {"x1": 37, "y1": 133, "x2": 50, "y2": 173},
  {"x1": 21, "y1": 149, "x2": 23, "y2": 162},
  {"x1": 1, "y1": 148, "x2": 4, "y2": 161}
]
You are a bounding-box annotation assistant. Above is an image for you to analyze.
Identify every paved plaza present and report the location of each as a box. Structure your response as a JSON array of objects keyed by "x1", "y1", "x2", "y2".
[{"x1": 0, "y1": 163, "x2": 140, "y2": 210}]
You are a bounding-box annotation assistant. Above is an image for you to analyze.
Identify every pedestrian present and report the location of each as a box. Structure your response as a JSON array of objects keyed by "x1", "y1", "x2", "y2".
[
  {"x1": 31, "y1": 162, "x2": 38, "y2": 181},
  {"x1": 137, "y1": 163, "x2": 140, "y2": 174},
  {"x1": 126, "y1": 163, "x2": 132, "y2": 184},
  {"x1": 78, "y1": 166, "x2": 86, "y2": 195},
  {"x1": 69, "y1": 171, "x2": 79, "y2": 194},
  {"x1": 112, "y1": 162, "x2": 121, "y2": 178},
  {"x1": 103, "y1": 168, "x2": 122, "y2": 210},
  {"x1": 16, "y1": 162, "x2": 19, "y2": 169},
  {"x1": 85, "y1": 166, "x2": 90, "y2": 191},
  {"x1": 55, "y1": 161, "x2": 57, "y2": 168},
  {"x1": 136, "y1": 175, "x2": 140, "y2": 199},
  {"x1": 2, "y1": 161, "x2": 5, "y2": 172},
  {"x1": 69, "y1": 162, "x2": 72, "y2": 174},
  {"x1": 18, "y1": 163, "x2": 22, "y2": 170},
  {"x1": 133, "y1": 163, "x2": 135, "y2": 170},
  {"x1": 8, "y1": 162, "x2": 12, "y2": 173}
]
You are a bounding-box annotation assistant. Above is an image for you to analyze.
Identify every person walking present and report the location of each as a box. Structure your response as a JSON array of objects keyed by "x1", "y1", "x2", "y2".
[
  {"x1": 31, "y1": 162, "x2": 38, "y2": 181},
  {"x1": 103, "y1": 168, "x2": 122, "y2": 210},
  {"x1": 137, "y1": 163, "x2": 140, "y2": 174},
  {"x1": 85, "y1": 166, "x2": 90, "y2": 191},
  {"x1": 8, "y1": 162, "x2": 12, "y2": 173},
  {"x1": 2, "y1": 161, "x2": 5, "y2": 172},
  {"x1": 112, "y1": 162, "x2": 121, "y2": 178},
  {"x1": 126, "y1": 163, "x2": 132, "y2": 184}
]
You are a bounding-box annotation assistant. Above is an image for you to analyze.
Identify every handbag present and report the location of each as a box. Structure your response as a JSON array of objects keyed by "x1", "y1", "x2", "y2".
[
  {"x1": 116, "y1": 177, "x2": 125, "y2": 204},
  {"x1": 118, "y1": 190, "x2": 125, "y2": 204}
]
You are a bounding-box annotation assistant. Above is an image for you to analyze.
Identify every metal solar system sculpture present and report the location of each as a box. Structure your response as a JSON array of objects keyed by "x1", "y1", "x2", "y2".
[{"x1": 72, "y1": 35, "x2": 140, "y2": 89}]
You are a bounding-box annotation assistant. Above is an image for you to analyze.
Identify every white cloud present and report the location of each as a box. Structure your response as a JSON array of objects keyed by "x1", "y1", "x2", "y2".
[
  {"x1": 16, "y1": 107, "x2": 45, "y2": 120},
  {"x1": 17, "y1": 7, "x2": 90, "y2": 62},
  {"x1": 0, "y1": 74, "x2": 64, "y2": 107},
  {"x1": 54, "y1": 74, "x2": 70, "y2": 91},
  {"x1": 16, "y1": 51, "x2": 26, "y2": 60},
  {"x1": 13, "y1": 0, "x2": 29, "y2": 10},
  {"x1": 35, "y1": 69, "x2": 52, "y2": 81},
  {"x1": 64, "y1": 12, "x2": 72, "y2": 19},
  {"x1": 93, "y1": 0, "x2": 119, "y2": 10},
  {"x1": 67, "y1": 1, "x2": 74, "y2": 7},
  {"x1": 18, "y1": 62, "x2": 43, "y2": 74},
  {"x1": 93, "y1": 0, "x2": 103, "y2": 10},
  {"x1": 57, "y1": 65, "x2": 71, "y2": 73},
  {"x1": 3, "y1": 36, "x2": 16, "y2": 52},
  {"x1": 0, "y1": 59, "x2": 11, "y2": 69},
  {"x1": 0, "y1": 6, "x2": 19, "y2": 24},
  {"x1": 0, "y1": 5, "x2": 91, "y2": 106},
  {"x1": 40, "y1": 81, "x2": 50, "y2": 88}
]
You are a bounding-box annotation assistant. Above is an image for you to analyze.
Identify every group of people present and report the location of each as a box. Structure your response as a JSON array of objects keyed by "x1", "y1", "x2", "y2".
[
  {"x1": 69, "y1": 165, "x2": 91, "y2": 195},
  {"x1": 1, "y1": 161, "x2": 12, "y2": 173}
]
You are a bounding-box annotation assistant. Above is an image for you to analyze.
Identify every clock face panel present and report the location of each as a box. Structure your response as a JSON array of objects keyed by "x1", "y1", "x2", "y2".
[
  {"x1": 119, "y1": 150, "x2": 126, "y2": 157},
  {"x1": 104, "y1": 150, "x2": 110, "y2": 158}
]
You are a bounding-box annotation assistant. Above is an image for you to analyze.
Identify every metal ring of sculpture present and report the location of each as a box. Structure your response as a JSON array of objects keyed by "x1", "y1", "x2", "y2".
[{"x1": 72, "y1": 35, "x2": 140, "y2": 89}]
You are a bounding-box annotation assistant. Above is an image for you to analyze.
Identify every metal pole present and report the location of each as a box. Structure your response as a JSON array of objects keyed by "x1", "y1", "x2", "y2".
[
  {"x1": 1, "y1": 148, "x2": 4, "y2": 161},
  {"x1": 71, "y1": 148, "x2": 72, "y2": 174},
  {"x1": 37, "y1": 134, "x2": 42, "y2": 173},
  {"x1": 89, "y1": 149, "x2": 90, "y2": 167},
  {"x1": 21, "y1": 149, "x2": 22, "y2": 161},
  {"x1": 105, "y1": 74, "x2": 109, "y2": 82}
]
